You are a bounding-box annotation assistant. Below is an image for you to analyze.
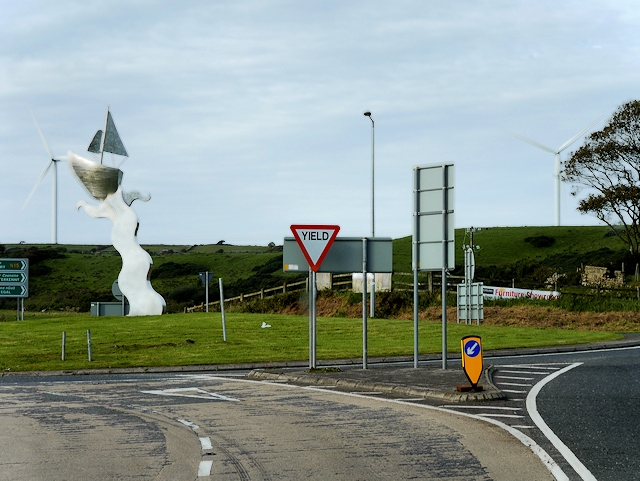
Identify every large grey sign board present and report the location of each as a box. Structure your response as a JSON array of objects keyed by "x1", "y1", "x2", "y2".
[
  {"x1": 0, "y1": 258, "x2": 29, "y2": 298},
  {"x1": 413, "y1": 163, "x2": 455, "y2": 271},
  {"x1": 283, "y1": 237, "x2": 393, "y2": 273}
]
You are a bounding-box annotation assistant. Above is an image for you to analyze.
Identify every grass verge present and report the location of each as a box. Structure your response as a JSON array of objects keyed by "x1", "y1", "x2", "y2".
[{"x1": 0, "y1": 312, "x2": 621, "y2": 372}]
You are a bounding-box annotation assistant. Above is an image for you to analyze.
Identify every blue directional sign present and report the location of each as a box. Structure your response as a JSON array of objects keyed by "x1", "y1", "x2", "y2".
[
  {"x1": 464, "y1": 339, "x2": 481, "y2": 358},
  {"x1": 0, "y1": 258, "x2": 29, "y2": 298}
]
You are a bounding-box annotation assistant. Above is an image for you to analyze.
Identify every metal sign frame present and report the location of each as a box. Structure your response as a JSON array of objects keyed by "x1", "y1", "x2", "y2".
[
  {"x1": 412, "y1": 163, "x2": 455, "y2": 369},
  {"x1": 283, "y1": 235, "x2": 393, "y2": 370}
]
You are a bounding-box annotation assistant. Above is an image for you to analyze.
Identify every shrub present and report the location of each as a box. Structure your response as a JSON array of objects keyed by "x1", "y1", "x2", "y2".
[{"x1": 524, "y1": 235, "x2": 555, "y2": 248}]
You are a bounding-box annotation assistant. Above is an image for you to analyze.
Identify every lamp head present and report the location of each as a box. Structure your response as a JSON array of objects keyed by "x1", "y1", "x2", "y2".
[{"x1": 363, "y1": 110, "x2": 371, "y2": 117}]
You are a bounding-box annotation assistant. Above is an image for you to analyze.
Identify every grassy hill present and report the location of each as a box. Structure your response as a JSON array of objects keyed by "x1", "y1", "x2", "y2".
[
  {"x1": 392, "y1": 225, "x2": 627, "y2": 273},
  {"x1": 0, "y1": 225, "x2": 631, "y2": 314}
]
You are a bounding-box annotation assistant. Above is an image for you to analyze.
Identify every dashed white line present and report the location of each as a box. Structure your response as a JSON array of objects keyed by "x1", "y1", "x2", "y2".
[
  {"x1": 499, "y1": 382, "x2": 533, "y2": 387},
  {"x1": 494, "y1": 375, "x2": 535, "y2": 381},
  {"x1": 199, "y1": 437, "x2": 213, "y2": 450},
  {"x1": 198, "y1": 460, "x2": 213, "y2": 477},
  {"x1": 177, "y1": 419, "x2": 200, "y2": 429}
]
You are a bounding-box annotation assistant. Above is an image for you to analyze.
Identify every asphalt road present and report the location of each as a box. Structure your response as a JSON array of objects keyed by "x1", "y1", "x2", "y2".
[
  {"x1": 0, "y1": 371, "x2": 552, "y2": 480},
  {"x1": 534, "y1": 347, "x2": 640, "y2": 481},
  {"x1": 467, "y1": 346, "x2": 640, "y2": 481}
]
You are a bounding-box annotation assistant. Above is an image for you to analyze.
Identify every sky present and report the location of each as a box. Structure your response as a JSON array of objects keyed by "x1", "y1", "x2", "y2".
[{"x1": 1, "y1": 0, "x2": 639, "y2": 247}]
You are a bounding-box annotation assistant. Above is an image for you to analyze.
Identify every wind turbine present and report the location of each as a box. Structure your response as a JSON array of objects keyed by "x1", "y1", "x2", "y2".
[
  {"x1": 23, "y1": 109, "x2": 68, "y2": 244},
  {"x1": 504, "y1": 116, "x2": 604, "y2": 226}
]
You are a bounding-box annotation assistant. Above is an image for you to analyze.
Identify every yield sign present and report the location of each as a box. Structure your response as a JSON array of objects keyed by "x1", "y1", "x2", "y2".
[{"x1": 290, "y1": 225, "x2": 340, "y2": 272}]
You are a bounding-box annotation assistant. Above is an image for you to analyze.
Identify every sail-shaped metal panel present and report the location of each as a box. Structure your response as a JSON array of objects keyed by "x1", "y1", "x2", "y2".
[
  {"x1": 103, "y1": 112, "x2": 128, "y2": 157},
  {"x1": 88, "y1": 130, "x2": 103, "y2": 153}
]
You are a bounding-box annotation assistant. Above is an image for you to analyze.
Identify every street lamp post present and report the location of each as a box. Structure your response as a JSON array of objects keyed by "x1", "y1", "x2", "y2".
[{"x1": 363, "y1": 110, "x2": 375, "y2": 317}]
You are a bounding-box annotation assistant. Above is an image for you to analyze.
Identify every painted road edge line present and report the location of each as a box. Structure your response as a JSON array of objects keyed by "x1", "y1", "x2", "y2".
[{"x1": 527, "y1": 362, "x2": 596, "y2": 481}]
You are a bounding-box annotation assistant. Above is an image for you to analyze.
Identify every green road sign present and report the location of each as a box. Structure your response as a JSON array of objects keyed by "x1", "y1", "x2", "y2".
[
  {"x1": 0, "y1": 258, "x2": 29, "y2": 297},
  {"x1": 0, "y1": 259, "x2": 27, "y2": 271},
  {"x1": 0, "y1": 285, "x2": 27, "y2": 297},
  {"x1": 0, "y1": 272, "x2": 27, "y2": 283}
]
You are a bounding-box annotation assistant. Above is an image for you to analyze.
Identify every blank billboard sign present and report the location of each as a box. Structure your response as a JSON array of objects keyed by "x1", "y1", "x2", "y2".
[{"x1": 413, "y1": 163, "x2": 455, "y2": 271}]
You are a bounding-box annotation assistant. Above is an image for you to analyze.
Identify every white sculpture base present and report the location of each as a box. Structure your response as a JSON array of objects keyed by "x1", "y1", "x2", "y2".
[{"x1": 77, "y1": 187, "x2": 166, "y2": 316}]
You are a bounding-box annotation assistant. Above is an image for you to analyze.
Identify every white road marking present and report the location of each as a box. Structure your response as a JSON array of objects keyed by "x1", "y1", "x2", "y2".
[
  {"x1": 513, "y1": 425, "x2": 536, "y2": 429},
  {"x1": 477, "y1": 414, "x2": 525, "y2": 419},
  {"x1": 527, "y1": 363, "x2": 596, "y2": 481},
  {"x1": 199, "y1": 437, "x2": 213, "y2": 450},
  {"x1": 198, "y1": 460, "x2": 213, "y2": 477},
  {"x1": 441, "y1": 405, "x2": 522, "y2": 411},
  {"x1": 43, "y1": 392, "x2": 68, "y2": 397},
  {"x1": 494, "y1": 375, "x2": 535, "y2": 380},
  {"x1": 177, "y1": 419, "x2": 200, "y2": 429},
  {"x1": 500, "y1": 370, "x2": 556, "y2": 375},
  {"x1": 141, "y1": 387, "x2": 239, "y2": 402},
  {"x1": 501, "y1": 389, "x2": 527, "y2": 394},
  {"x1": 500, "y1": 364, "x2": 562, "y2": 370},
  {"x1": 499, "y1": 382, "x2": 533, "y2": 387}
]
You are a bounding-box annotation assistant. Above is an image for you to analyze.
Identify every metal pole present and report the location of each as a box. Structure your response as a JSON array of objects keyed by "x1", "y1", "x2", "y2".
[
  {"x1": 311, "y1": 270, "x2": 317, "y2": 369},
  {"x1": 205, "y1": 271, "x2": 209, "y2": 313},
  {"x1": 412, "y1": 166, "x2": 420, "y2": 368},
  {"x1": 87, "y1": 329, "x2": 92, "y2": 362},
  {"x1": 309, "y1": 268, "x2": 313, "y2": 369},
  {"x1": 442, "y1": 165, "x2": 448, "y2": 370},
  {"x1": 370, "y1": 116, "x2": 376, "y2": 317},
  {"x1": 364, "y1": 111, "x2": 376, "y2": 318},
  {"x1": 219, "y1": 278, "x2": 227, "y2": 341},
  {"x1": 362, "y1": 238, "x2": 368, "y2": 370},
  {"x1": 62, "y1": 332, "x2": 66, "y2": 361}
]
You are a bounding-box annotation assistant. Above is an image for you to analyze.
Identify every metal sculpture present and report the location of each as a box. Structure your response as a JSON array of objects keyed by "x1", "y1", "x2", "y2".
[{"x1": 70, "y1": 108, "x2": 165, "y2": 316}]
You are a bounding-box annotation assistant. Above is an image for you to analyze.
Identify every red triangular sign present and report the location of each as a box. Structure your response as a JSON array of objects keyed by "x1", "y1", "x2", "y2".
[{"x1": 290, "y1": 225, "x2": 340, "y2": 272}]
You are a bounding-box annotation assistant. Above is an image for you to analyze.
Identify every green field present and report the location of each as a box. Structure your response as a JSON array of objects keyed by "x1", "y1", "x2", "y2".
[
  {"x1": 0, "y1": 224, "x2": 633, "y2": 314},
  {"x1": 0, "y1": 312, "x2": 620, "y2": 372}
]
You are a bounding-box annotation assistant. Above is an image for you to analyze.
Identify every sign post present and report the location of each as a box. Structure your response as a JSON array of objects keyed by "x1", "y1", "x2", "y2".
[
  {"x1": 412, "y1": 164, "x2": 454, "y2": 369},
  {"x1": 199, "y1": 271, "x2": 215, "y2": 313},
  {"x1": 290, "y1": 225, "x2": 340, "y2": 369}
]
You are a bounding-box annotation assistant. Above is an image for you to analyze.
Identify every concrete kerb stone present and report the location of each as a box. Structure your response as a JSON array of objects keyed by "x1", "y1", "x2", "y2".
[{"x1": 247, "y1": 366, "x2": 506, "y2": 403}]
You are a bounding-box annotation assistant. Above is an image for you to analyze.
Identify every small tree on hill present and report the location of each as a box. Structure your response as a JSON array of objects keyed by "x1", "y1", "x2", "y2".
[{"x1": 563, "y1": 100, "x2": 640, "y2": 257}]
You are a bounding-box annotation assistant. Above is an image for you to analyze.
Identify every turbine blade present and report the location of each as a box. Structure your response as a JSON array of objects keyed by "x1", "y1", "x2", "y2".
[
  {"x1": 503, "y1": 130, "x2": 555, "y2": 153},
  {"x1": 557, "y1": 115, "x2": 606, "y2": 152},
  {"x1": 23, "y1": 160, "x2": 53, "y2": 209},
  {"x1": 29, "y1": 107, "x2": 55, "y2": 160}
]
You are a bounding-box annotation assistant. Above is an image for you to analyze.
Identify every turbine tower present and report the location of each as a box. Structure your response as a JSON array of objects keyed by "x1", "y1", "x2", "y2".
[
  {"x1": 505, "y1": 116, "x2": 603, "y2": 226},
  {"x1": 23, "y1": 109, "x2": 68, "y2": 244}
]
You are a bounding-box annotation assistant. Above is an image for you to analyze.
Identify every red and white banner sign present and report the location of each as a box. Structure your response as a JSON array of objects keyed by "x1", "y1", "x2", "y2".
[
  {"x1": 290, "y1": 225, "x2": 340, "y2": 272},
  {"x1": 483, "y1": 286, "x2": 560, "y2": 300}
]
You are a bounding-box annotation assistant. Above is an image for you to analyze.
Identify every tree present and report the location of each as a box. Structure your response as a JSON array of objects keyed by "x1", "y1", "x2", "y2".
[{"x1": 563, "y1": 100, "x2": 640, "y2": 257}]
